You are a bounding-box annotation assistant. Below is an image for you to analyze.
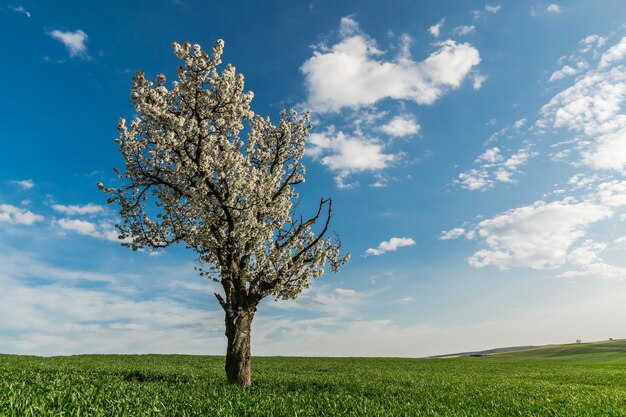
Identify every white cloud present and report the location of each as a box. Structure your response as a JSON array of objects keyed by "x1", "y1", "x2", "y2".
[
  {"x1": 0, "y1": 252, "x2": 224, "y2": 355},
  {"x1": 599, "y1": 36, "x2": 626, "y2": 68},
  {"x1": 514, "y1": 118, "x2": 527, "y2": 129},
  {"x1": 484, "y1": 4, "x2": 501, "y2": 13},
  {"x1": 307, "y1": 127, "x2": 397, "y2": 187},
  {"x1": 472, "y1": 73, "x2": 486, "y2": 90},
  {"x1": 57, "y1": 218, "x2": 120, "y2": 242},
  {"x1": 549, "y1": 65, "x2": 578, "y2": 82},
  {"x1": 335, "y1": 288, "x2": 357, "y2": 296},
  {"x1": 52, "y1": 203, "x2": 105, "y2": 215},
  {"x1": 468, "y1": 199, "x2": 612, "y2": 269},
  {"x1": 301, "y1": 17, "x2": 480, "y2": 112},
  {"x1": 365, "y1": 237, "x2": 416, "y2": 256},
  {"x1": 58, "y1": 218, "x2": 98, "y2": 235},
  {"x1": 567, "y1": 173, "x2": 606, "y2": 190},
  {"x1": 457, "y1": 168, "x2": 491, "y2": 190},
  {"x1": 546, "y1": 4, "x2": 562, "y2": 13},
  {"x1": 557, "y1": 240, "x2": 626, "y2": 280},
  {"x1": 454, "y1": 25, "x2": 476, "y2": 36},
  {"x1": 476, "y1": 147, "x2": 502, "y2": 163},
  {"x1": 49, "y1": 29, "x2": 89, "y2": 59},
  {"x1": 538, "y1": 36, "x2": 626, "y2": 171},
  {"x1": 440, "y1": 227, "x2": 465, "y2": 240},
  {"x1": 540, "y1": 69, "x2": 626, "y2": 137},
  {"x1": 10, "y1": 179, "x2": 34, "y2": 190},
  {"x1": 580, "y1": 35, "x2": 606, "y2": 53},
  {"x1": 458, "y1": 147, "x2": 537, "y2": 190},
  {"x1": 595, "y1": 180, "x2": 626, "y2": 207},
  {"x1": 428, "y1": 18, "x2": 445, "y2": 37},
  {"x1": 0, "y1": 204, "x2": 44, "y2": 225},
  {"x1": 503, "y1": 148, "x2": 536, "y2": 170},
  {"x1": 378, "y1": 114, "x2": 420, "y2": 137}
]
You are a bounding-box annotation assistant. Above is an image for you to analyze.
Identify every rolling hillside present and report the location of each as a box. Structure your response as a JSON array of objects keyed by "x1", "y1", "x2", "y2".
[{"x1": 487, "y1": 339, "x2": 626, "y2": 364}]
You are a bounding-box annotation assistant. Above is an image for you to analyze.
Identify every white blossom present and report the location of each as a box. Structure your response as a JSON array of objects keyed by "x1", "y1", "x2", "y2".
[{"x1": 101, "y1": 40, "x2": 349, "y2": 305}]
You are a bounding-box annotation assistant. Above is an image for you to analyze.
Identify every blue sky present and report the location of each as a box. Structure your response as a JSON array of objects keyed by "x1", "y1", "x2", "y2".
[{"x1": 3, "y1": 0, "x2": 626, "y2": 357}]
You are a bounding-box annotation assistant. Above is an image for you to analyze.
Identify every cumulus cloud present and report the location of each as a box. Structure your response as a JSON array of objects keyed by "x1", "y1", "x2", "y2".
[
  {"x1": 57, "y1": 218, "x2": 120, "y2": 242},
  {"x1": 49, "y1": 29, "x2": 89, "y2": 59},
  {"x1": 58, "y1": 218, "x2": 98, "y2": 235},
  {"x1": 428, "y1": 18, "x2": 445, "y2": 37},
  {"x1": 52, "y1": 203, "x2": 105, "y2": 215},
  {"x1": 301, "y1": 17, "x2": 480, "y2": 112},
  {"x1": 365, "y1": 237, "x2": 416, "y2": 256},
  {"x1": 549, "y1": 65, "x2": 578, "y2": 82},
  {"x1": 579, "y1": 35, "x2": 606, "y2": 54},
  {"x1": 457, "y1": 147, "x2": 537, "y2": 190},
  {"x1": 10, "y1": 179, "x2": 34, "y2": 190},
  {"x1": 378, "y1": 114, "x2": 420, "y2": 137},
  {"x1": 476, "y1": 147, "x2": 503, "y2": 163},
  {"x1": 454, "y1": 25, "x2": 476, "y2": 36},
  {"x1": 449, "y1": 32, "x2": 626, "y2": 278},
  {"x1": 307, "y1": 127, "x2": 397, "y2": 188},
  {"x1": 457, "y1": 169, "x2": 491, "y2": 191},
  {"x1": 468, "y1": 199, "x2": 612, "y2": 269},
  {"x1": 546, "y1": 4, "x2": 562, "y2": 13},
  {"x1": 599, "y1": 36, "x2": 626, "y2": 68},
  {"x1": 0, "y1": 204, "x2": 44, "y2": 225},
  {"x1": 557, "y1": 240, "x2": 626, "y2": 280},
  {"x1": 440, "y1": 228, "x2": 466, "y2": 240},
  {"x1": 538, "y1": 36, "x2": 626, "y2": 171}
]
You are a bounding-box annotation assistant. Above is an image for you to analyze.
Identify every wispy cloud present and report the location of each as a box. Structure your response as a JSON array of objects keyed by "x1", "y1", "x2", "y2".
[
  {"x1": 49, "y1": 29, "x2": 89, "y2": 59},
  {"x1": 335, "y1": 288, "x2": 357, "y2": 296},
  {"x1": 484, "y1": 4, "x2": 501, "y2": 14},
  {"x1": 454, "y1": 25, "x2": 476, "y2": 36},
  {"x1": 52, "y1": 203, "x2": 105, "y2": 215},
  {"x1": 10, "y1": 179, "x2": 34, "y2": 190}
]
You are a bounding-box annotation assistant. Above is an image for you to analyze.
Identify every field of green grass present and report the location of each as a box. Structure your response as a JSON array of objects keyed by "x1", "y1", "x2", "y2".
[
  {"x1": 489, "y1": 339, "x2": 626, "y2": 364},
  {"x1": 2, "y1": 340, "x2": 626, "y2": 416}
]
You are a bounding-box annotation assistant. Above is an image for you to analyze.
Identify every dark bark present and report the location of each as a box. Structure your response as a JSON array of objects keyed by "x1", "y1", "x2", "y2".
[{"x1": 224, "y1": 308, "x2": 254, "y2": 386}]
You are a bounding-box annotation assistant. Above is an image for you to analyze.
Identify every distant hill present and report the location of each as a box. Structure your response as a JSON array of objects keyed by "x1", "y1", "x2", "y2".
[
  {"x1": 433, "y1": 339, "x2": 626, "y2": 364},
  {"x1": 487, "y1": 339, "x2": 626, "y2": 364},
  {"x1": 430, "y1": 345, "x2": 542, "y2": 358}
]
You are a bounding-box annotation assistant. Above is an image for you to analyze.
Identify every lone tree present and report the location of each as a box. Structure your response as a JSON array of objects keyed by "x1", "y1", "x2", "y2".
[{"x1": 99, "y1": 40, "x2": 349, "y2": 386}]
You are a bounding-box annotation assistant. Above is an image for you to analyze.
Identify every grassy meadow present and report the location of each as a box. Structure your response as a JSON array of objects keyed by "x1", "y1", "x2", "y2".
[{"x1": 2, "y1": 340, "x2": 626, "y2": 416}]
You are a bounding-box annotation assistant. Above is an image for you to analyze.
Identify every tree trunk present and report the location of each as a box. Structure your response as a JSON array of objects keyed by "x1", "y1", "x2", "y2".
[{"x1": 224, "y1": 309, "x2": 254, "y2": 386}]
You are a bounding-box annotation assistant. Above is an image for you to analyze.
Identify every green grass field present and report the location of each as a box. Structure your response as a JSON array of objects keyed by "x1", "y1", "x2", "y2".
[
  {"x1": 2, "y1": 340, "x2": 626, "y2": 416},
  {"x1": 488, "y1": 339, "x2": 626, "y2": 364}
]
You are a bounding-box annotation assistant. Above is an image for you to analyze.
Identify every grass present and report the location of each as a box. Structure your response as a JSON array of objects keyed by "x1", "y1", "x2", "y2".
[
  {"x1": 488, "y1": 339, "x2": 626, "y2": 364},
  {"x1": 1, "y1": 341, "x2": 626, "y2": 416}
]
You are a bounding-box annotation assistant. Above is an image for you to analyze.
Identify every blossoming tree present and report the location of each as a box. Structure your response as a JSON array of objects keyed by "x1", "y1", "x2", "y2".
[{"x1": 99, "y1": 40, "x2": 349, "y2": 386}]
